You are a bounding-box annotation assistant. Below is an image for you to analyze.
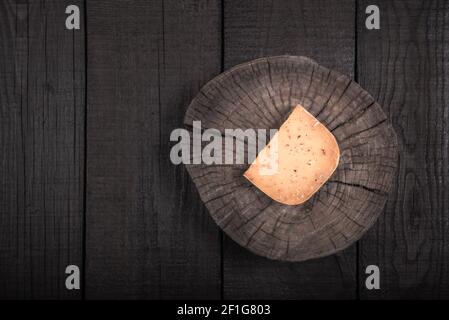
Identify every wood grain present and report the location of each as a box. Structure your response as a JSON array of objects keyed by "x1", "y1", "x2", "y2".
[
  {"x1": 85, "y1": 0, "x2": 222, "y2": 299},
  {"x1": 0, "y1": 0, "x2": 448, "y2": 300},
  {"x1": 0, "y1": 0, "x2": 84, "y2": 299},
  {"x1": 220, "y1": 0, "x2": 358, "y2": 299},
  {"x1": 185, "y1": 56, "x2": 397, "y2": 262},
  {"x1": 358, "y1": 0, "x2": 449, "y2": 299}
]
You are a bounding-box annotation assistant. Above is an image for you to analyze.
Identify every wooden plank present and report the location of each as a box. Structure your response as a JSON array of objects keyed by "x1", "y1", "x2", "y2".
[
  {"x1": 358, "y1": 0, "x2": 449, "y2": 299},
  {"x1": 0, "y1": 0, "x2": 84, "y2": 299},
  {"x1": 223, "y1": 0, "x2": 357, "y2": 299},
  {"x1": 85, "y1": 0, "x2": 222, "y2": 299}
]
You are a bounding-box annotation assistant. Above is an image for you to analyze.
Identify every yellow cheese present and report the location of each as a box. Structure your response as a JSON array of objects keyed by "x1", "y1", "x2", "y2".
[{"x1": 244, "y1": 105, "x2": 340, "y2": 205}]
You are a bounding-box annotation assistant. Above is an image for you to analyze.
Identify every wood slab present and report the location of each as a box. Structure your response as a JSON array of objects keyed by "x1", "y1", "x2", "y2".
[{"x1": 184, "y1": 55, "x2": 398, "y2": 261}]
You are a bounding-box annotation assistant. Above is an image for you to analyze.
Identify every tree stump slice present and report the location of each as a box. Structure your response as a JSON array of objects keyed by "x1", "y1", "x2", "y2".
[{"x1": 184, "y1": 55, "x2": 398, "y2": 261}]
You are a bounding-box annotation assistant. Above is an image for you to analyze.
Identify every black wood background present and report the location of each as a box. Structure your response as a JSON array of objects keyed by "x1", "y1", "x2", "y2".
[{"x1": 0, "y1": 0, "x2": 448, "y2": 299}]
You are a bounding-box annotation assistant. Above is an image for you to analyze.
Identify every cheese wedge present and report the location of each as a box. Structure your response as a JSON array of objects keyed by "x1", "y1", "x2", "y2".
[{"x1": 244, "y1": 105, "x2": 340, "y2": 205}]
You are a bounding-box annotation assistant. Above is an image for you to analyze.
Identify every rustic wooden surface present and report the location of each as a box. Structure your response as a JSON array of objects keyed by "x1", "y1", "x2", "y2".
[
  {"x1": 357, "y1": 0, "x2": 449, "y2": 299},
  {"x1": 0, "y1": 0, "x2": 84, "y2": 299},
  {"x1": 184, "y1": 55, "x2": 398, "y2": 262},
  {"x1": 221, "y1": 0, "x2": 358, "y2": 299},
  {"x1": 0, "y1": 0, "x2": 448, "y2": 299},
  {"x1": 86, "y1": 0, "x2": 222, "y2": 299}
]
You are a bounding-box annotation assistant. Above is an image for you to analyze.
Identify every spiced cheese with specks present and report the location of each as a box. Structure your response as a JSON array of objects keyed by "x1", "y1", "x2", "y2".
[{"x1": 244, "y1": 105, "x2": 340, "y2": 205}]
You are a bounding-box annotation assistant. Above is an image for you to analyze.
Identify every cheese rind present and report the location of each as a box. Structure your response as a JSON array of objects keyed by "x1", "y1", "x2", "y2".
[{"x1": 244, "y1": 105, "x2": 340, "y2": 205}]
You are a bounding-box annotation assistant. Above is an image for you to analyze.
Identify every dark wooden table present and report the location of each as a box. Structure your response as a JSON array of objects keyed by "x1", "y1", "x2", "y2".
[{"x1": 1, "y1": 0, "x2": 448, "y2": 299}]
